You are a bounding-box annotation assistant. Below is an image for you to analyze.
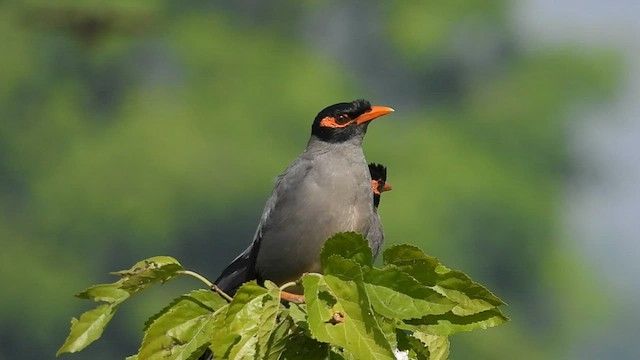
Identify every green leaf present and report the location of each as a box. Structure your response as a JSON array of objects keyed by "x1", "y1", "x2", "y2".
[
  {"x1": 288, "y1": 302, "x2": 307, "y2": 325},
  {"x1": 302, "y1": 271, "x2": 396, "y2": 360},
  {"x1": 281, "y1": 329, "x2": 331, "y2": 360},
  {"x1": 76, "y1": 283, "x2": 130, "y2": 304},
  {"x1": 384, "y1": 245, "x2": 506, "y2": 315},
  {"x1": 413, "y1": 332, "x2": 450, "y2": 360},
  {"x1": 402, "y1": 308, "x2": 509, "y2": 336},
  {"x1": 433, "y1": 267, "x2": 506, "y2": 315},
  {"x1": 125, "y1": 355, "x2": 139, "y2": 360},
  {"x1": 57, "y1": 304, "x2": 118, "y2": 355},
  {"x1": 364, "y1": 266, "x2": 454, "y2": 320},
  {"x1": 264, "y1": 316, "x2": 295, "y2": 360},
  {"x1": 58, "y1": 256, "x2": 191, "y2": 356},
  {"x1": 138, "y1": 289, "x2": 226, "y2": 360},
  {"x1": 321, "y1": 232, "x2": 373, "y2": 268},
  {"x1": 210, "y1": 281, "x2": 284, "y2": 359},
  {"x1": 383, "y1": 245, "x2": 440, "y2": 283},
  {"x1": 112, "y1": 256, "x2": 184, "y2": 293}
]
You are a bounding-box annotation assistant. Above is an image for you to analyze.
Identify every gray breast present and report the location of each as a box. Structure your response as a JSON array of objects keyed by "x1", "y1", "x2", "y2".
[{"x1": 255, "y1": 146, "x2": 373, "y2": 286}]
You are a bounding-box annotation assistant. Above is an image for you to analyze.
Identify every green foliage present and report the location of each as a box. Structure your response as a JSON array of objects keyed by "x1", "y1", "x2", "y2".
[
  {"x1": 57, "y1": 256, "x2": 185, "y2": 355},
  {"x1": 58, "y1": 233, "x2": 507, "y2": 359}
]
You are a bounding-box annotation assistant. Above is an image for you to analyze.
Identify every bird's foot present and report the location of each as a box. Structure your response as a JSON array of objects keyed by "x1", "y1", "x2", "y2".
[{"x1": 280, "y1": 290, "x2": 305, "y2": 304}]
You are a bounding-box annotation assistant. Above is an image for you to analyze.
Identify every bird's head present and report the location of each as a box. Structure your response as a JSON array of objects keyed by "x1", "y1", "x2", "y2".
[
  {"x1": 311, "y1": 99, "x2": 394, "y2": 143},
  {"x1": 368, "y1": 163, "x2": 392, "y2": 208}
]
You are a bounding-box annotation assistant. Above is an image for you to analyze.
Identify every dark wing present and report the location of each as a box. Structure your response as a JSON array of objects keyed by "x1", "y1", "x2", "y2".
[{"x1": 213, "y1": 176, "x2": 283, "y2": 295}]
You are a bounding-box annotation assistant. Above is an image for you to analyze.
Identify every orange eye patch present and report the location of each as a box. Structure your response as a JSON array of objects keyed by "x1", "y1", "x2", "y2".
[{"x1": 319, "y1": 116, "x2": 355, "y2": 128}]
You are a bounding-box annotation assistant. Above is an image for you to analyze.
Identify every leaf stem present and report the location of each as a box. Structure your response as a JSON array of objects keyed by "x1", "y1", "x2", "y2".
[
  {"x1": 210, "y1": 284, "x2": 234, "y2": 303},
  {"x1": 178, "y1": 270, "x2": 213, "y2": 288},
  {"x1": 279, "y1": 281, "x2": 298, "y2": 291},
  {"x1": 178, "y1": 270, "x2": 234, "y2": 302}
]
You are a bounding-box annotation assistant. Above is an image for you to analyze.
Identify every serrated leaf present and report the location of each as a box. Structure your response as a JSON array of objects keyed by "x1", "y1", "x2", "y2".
[
  {"x1": 383, "y1": 245, "x2": 439, "y2": 282},
  {"x1": 210, "y1": 282, "x2": 283, "y2": 359},
  {"x1": 413, "y1": 332, "x2": 449, "y2": 360},
  {"x1": 76, "y1": 283, "x2": 130, "y2": 304},
  {"x1": 321, "y1": 232, "x2": 373, "y2": 268},
  {"x1": 363, "y1": 266, "x2": 454, "y2": 320},
  {"x1": 433, "y1": 268, "x2": 506, "y2": 315},
  {"x1": 384, "y1": 245, "x2": 506, "y2": 315},
  {"x1": 112, "y1": 256, "x2": 184, "y2": 293},
  {"x1": 57, "y1": 304, "x2": 118, "y2": 355},
  {"x1": 138, "y1": 289, "x2": 226, "y2": 360},
  {"x1": 302, "y1": 270, "x2": 396, "y2": 360},
  {"x1": 402, "y1": 308, "x2": 509, "y2": 336},
  {"x1": 143, "y1": 289, "x2": 226, "y2": 332}
]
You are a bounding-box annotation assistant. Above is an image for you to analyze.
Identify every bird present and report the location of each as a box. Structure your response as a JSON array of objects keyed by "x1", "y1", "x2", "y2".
[{"x1": 214, "y1": 99, "x2": 394, "y2": 296}]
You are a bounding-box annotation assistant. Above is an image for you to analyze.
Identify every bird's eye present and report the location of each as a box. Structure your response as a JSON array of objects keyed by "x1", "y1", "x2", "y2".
[{"x1": 336, "y1": 114, "x2": 350, "y2": 124}]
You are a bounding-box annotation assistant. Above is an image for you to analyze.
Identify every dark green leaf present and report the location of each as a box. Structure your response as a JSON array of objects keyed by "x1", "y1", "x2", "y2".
[
  {"x1": 281, "y1": 329, "x2": 331, "y2": 360},
  {"x1": 396, "y1": 330, "x2": 429, "y2": 360},
  {"x1": 402, "y1": 308, "x2": 509, "y2": 336},
  {"x1": 138, "y1": 289, "x2": 226, "y2": 360},
  {"x1": 364, "y1": 266, "x2": 454, "y2": 320},
  {"x1": 211, "y1": 281, "x2": 284, "y2": 359},
  {"x1": 57, "y1": 304, "x2": 118, "y2": 355},
  {"x1": 321, "y1": 232, "x2": 373, "y2": 268},
  {"x1": 302, "y1": 271, "x2": 396, "y2": 360},
  {"x1": 264, "y1": 316, "x2": 295, "y2": 360}
]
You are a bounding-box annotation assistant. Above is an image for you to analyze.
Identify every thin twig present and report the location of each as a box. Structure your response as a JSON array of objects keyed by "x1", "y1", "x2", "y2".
[
  {"x1": 279, "y1": 281, "x2": 298, "y2": 291},
  {"x1": 178, "y1": 270, "x2": 213, "y2": 287},
  {"x1": 210, "y1": 284, "x2": 234, "y2": 303},
  {"x1": 178, "y1": 270, "x2": 233, "y2": 302}
]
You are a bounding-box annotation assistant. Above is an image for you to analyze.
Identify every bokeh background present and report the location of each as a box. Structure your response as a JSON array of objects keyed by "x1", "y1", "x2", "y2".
[{"x1": 1, "y1": 1, "x2": 638, "y2": 359}]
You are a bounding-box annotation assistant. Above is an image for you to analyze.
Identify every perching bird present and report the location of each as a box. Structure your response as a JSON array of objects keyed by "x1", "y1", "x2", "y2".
[{"x1": 214, "y1": 99, "x2": 394, "y2": 296}]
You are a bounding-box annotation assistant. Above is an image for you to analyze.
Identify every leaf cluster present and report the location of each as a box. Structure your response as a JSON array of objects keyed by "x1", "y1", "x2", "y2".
[{"x1": 57, "y1": 234, "x2": 508, "y2": 359}]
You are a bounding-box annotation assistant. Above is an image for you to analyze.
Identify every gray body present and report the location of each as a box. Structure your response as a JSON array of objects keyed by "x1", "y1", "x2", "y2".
[{"x1": 215, "y1": 134, "x2": 383, "y2": 294}]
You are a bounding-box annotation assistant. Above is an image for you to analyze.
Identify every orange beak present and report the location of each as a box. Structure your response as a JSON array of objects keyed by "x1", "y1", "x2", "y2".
[
  {"x1": 382, "y1": 182, "x2": 393, "y2": 192},
  {"x1": 354, "y1": 106, "x2": 395, "y2": 124}
]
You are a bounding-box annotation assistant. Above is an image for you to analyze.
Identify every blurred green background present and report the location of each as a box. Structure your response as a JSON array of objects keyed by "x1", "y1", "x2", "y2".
[{"x1": 1, "y1": 0, "x2": 635, "y2": 359}]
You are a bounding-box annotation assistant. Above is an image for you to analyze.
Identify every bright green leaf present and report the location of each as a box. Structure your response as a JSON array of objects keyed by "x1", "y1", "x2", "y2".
[
  {"x1": 57, "y1": 304, "x2": 118, "y2": 355},
  {"x1": 76, "y1": 283, "x2": 130, "y2": 304},
  {"x1": 433, "y1": 267, "x2": 506, "y2": 314},
  {"x1": 111, "y1": 256, "x2": 184, "y2": 293},
  {"x1": 302, "y1": 272, "x2": 396, "y2": 360},
  {"x1": 385, "y1": 245, "x2": 506, "y2": 315},
  {"x1": 211, "y1": 282, "x2": 284, "y2": 359},
  {"x1": 413, "y1": 332, "x2": 450, "y2": 360},
  {"x1": 364, "y1": 266, "x2": 454, "y2": 320},
  {"x1": 138, "y1": 289, "x2": 226, "y2": 360},
  {"x1": 321, "y1": 232, "x2": 373, "y2": 268}
]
